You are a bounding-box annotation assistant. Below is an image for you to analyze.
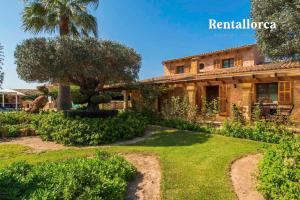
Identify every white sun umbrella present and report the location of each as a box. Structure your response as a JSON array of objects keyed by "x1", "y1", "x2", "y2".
[{"x1": 0, "y1": 89, "x2": 26, "y2": 109}]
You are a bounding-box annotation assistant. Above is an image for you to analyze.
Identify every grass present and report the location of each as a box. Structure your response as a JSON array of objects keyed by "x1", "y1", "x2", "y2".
[{"x1": 0, "y1": 129, "x2": 267, "y2": 200}]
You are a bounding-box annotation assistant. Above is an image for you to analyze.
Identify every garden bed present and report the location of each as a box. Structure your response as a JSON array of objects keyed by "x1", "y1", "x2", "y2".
[{"x1": 0, "y1": 151, "x2": 136, "y2": 200}]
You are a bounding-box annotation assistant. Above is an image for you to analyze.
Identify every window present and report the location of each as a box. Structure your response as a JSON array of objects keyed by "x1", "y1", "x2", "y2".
[
  {"x1": 222, "y1": 58, "x2": 234, "y2": 68},
  {"x1": 198, "y1": 63, "x2": 205, "y2": 71},
  {"x1": 176, "y1": 66, "x2": 184, "y2": 74},
  {"x1": 256, "y1": 83, "x2": 278, "y2": 103}
]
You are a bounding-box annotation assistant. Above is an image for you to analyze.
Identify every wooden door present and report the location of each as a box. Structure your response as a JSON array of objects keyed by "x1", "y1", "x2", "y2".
[{"x1": 219, "y1": 85, "x2": 229, "y2": 116}]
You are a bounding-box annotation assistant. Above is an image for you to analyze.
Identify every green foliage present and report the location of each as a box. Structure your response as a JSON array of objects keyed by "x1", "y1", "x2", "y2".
[
  {"x1": 251, "y1": 0, "x2": 300, "y2": 60},
  {"x1": 258, "y1": 135, "x2": 300, "y2": 200},
  {"x1": 232, "y1": 104, "x2": 245, "y2": 124},
  {"x1": 0, "y1": 112, "x2": 38, "y2": 137},
  {"x1": 36, "y1": 111, "x2": 148, "y2": 146},
  {"x1": 252, "y1": 104, "x2": 262, "y2": 122},
  {"x1": 132, "y1": 84, "x2": 170, "y2": 115},
  {"x1": 200, "y1": 97, "x2": 220, "y2": 121},
  {"x1": 162, "y1": 96, "x2": 198, "y2": 123},
  {"x1": 0, "y1": 151, "x2": 136, "y2": 200},
  {"x1": 22, "y1": 0, "x2": 99, "y2": 37},
  {"x1": 37, "y1": 85, "x2": 49, "y2": 95},
  {"x1": 0, "y1": 111, "x2": 147, "y2": 144},
  {"x1": 15, "y1": 37, "x2": 141, "y2": 111},
  {"x1": 271, "y1": 107, "x2": 291, "y2": 126},
  {"x1": 215, "y1": 120, "x2": 293, "y2": 143}
]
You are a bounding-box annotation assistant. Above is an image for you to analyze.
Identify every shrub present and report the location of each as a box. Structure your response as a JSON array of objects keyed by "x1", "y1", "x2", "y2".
[
  {"x1": 0, "y1": 112, "x2": 38, "y2": 138},
  {"x1": 0, "y1": 151, "x2": 136, "y2": 200},
  {"x1": 161, "y1": 96, "x2": 198, "y2": 123},
  {"x1": 258, "y1": 135, "x2": 300, "y2": 200},
  {"x1": 232, "y1": 104, "x2": 245, "y2": 124},
  {"x1": 64, "y1": 110, "x2": 118, "y2": 118},
  {"x1": 36, "y1": 111, "x2": 148, "y2": 146},
  {"x1": 214, "y1": 120, "x2": 293, "y2": 143}
]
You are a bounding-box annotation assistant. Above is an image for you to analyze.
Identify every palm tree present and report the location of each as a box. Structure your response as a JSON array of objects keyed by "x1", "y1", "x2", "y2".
[
  {"x1": 22, "y1": 0, "x2": 99, "y2": 110},
  {"x1": 0, "y1": 43, "x2": 4, "y2": 87}
]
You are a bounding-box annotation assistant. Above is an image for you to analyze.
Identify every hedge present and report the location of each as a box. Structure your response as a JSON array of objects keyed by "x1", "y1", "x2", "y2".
[{"x1": 0, "y1": 111, "x2": 148, "y2": 146}]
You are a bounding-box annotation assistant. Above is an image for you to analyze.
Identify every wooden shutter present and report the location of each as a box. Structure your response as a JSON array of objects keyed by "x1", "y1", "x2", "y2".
[
  {"x1": 214, "y1": 59, "x2": 221, "y2": 69},
  {"x1": 219, "y1": 85, "x2": 229, "y2": 115},
  {"x1": 234, "y1": 55, "x2": 243, "y2": 67},
  {"x1": 278, "y1": 81, "x2": 292, "y2": 105}
]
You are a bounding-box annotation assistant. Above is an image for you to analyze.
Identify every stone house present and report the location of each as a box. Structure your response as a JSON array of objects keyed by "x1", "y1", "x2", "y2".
[{"x1": 114, "y1": 44, "x2": 300, "y2": 121}]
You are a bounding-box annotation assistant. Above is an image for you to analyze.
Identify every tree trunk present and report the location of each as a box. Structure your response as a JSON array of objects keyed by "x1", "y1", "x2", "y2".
[
  {"x1": 57, "y1": 83, "x2": 72, "y2": 111},
  {"x1": 87, "y1": 101, "x2": 100, "y2": 112},
  {"x1": 56, "y1": 17, "x2": 72, "y2": 111}
]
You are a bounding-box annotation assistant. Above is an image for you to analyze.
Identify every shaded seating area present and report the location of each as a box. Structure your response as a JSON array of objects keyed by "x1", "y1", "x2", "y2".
[
  {"x1": 252, "y1": 103, "x2": 294, "y2": 119},
  {"x1": 0, "y1": 89, "x2": 25, "y2": 110}
]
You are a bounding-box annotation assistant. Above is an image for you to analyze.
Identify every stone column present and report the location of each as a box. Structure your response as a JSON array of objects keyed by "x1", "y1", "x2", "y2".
[
  {"x1": 122, "y1": 90, "x2": 129, "y2": 110},
  {"x1": 186, "y1": 83, "x2": 196, "y2": 105},
  {"x1": 239, "y1": 83, "x2": 253, "y2": 120}
]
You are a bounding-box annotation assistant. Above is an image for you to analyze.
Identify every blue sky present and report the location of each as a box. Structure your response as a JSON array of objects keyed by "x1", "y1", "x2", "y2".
[{"x1": 0, "y1": 0, "x2": 255, "y2": 89}]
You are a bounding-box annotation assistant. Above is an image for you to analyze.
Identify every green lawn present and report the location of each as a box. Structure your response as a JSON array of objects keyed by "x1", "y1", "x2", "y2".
[{"x1": 0, "y1": 129, "x2": 267, "y2": 200}]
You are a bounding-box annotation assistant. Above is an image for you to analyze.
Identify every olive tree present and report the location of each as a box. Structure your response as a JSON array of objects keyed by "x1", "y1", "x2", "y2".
[
  {"x1": 15, "y1": 37, "x2": 141, "y2": 111},
  {"x1": 22, "y1": 0, "x2": 100, "y2": 111},
  {"x1": 251, "y1": 0, "x2": 300, "y2": 60}
]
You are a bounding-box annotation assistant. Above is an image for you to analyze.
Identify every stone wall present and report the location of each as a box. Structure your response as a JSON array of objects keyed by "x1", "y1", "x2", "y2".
[
  {"x1": 164, "y1": 46, "x2": 258, "y2": 75},
  {"x1": 291, "y1": 80, "x2": 300, "y2": 121}
]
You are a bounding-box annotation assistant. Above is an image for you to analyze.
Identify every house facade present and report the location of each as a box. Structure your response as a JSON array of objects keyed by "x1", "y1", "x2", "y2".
[{"x1": 125, "y1": 44, "x2": 300, "y2": 121}]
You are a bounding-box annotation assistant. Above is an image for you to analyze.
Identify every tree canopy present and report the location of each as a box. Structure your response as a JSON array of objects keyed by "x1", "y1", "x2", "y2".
[
  {"x1": 22, "y1": 0, "x2": 99, "y2": 37},
  {"x1": 15, "y1": 37, "x2": 141, "y2": 111},
  {"x1": 251, "y1": 0, "x2": 300, "y2": 60}
]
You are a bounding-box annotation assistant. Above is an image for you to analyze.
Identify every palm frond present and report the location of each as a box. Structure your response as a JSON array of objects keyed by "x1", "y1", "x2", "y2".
[
  {"x1": 22, "y1": 0, "x2": 99, "y2": 37},
  {"x1": 75, "y1": 0, "x2": 99, "y2": 9}
]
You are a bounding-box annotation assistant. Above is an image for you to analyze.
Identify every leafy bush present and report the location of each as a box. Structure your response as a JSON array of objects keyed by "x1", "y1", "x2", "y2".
[
  {"x1": 161, "y1": 96, "x2": 198, "y2": 123},
  {"x1": 37, "y1": 111, "x2": 148, "y2": 145},
  {"x1": 0, "y1": 151, "x2": 136, "y2": 200},
  {"x1": 214, "y1": 120, "x2": 293, "y2": 143},
  {"x1": 64, "y1": 110, "x2": 118, "y2": 118},
  {"x1": 0, "y1": 112, "x2": 38, "y2": 137},
  {"x1": 258, "y1": 135, "x2": 300, "y2": 200},
  {"x1": 232, "y1": 104, "x2": 245, "y2": 124}
]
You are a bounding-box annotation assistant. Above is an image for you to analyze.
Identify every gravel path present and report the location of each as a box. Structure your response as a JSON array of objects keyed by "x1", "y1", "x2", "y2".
[{"x1": 231, "y1": 154, "x2": 265, "y2": 200}]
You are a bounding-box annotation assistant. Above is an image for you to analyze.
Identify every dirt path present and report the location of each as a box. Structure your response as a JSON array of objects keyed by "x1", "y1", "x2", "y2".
[
  {"x1": 123, "y1": 153, "x2": 161, "y2": 200},
  {"x1": 231, "y1": 154, "x2": 265, "y2": 200},
  {"x1": 0, "y1": 128, "x2": 162, "y2": 200},
  {"x1": 0, "y1": 136, "x2": 67, "y2": 152}
]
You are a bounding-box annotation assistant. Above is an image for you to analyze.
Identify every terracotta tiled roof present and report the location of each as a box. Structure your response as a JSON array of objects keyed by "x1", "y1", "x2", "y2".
[
  {"x1": 141, "y1": 61, "x2": 300, "y2": 84},
  {"x1": 163, "y1": 44, "x2": 256, "y2": 64}
]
